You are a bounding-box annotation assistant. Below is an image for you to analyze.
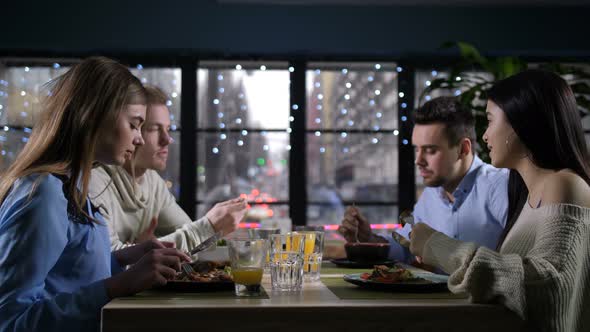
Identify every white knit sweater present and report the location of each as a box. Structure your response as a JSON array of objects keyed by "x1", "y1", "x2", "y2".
[
  {"x1": 89, "y1": 165, "x2": 215, "y2": 251},
  {"x1": 422, "y1": 203, "x2": 590, "y2": 332}
]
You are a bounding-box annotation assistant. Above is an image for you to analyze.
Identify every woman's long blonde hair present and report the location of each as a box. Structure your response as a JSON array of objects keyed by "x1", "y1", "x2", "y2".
[{"x1": 0, "y1": 56, "x2": 146, "y2": 218}]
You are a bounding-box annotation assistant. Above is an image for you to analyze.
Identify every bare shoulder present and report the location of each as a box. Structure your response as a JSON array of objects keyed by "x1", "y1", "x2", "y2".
[{"x1": 543, "y1": 169, "x2": 590, "y2": 207}]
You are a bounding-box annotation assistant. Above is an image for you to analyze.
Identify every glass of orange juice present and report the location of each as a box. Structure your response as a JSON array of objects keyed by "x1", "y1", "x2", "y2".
[
  {"x1": 228, "y1": 238, "x2": 267, "y2": 297},
  {"x1": 292, "y1": 231, "x2": 325, "y2": 282}
]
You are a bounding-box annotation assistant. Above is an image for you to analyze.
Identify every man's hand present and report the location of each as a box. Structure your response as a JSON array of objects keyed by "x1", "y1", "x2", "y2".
[
  {"x1": 135, "y1": 217, "x2": 158, "y2": 243},
  {"x1": 205, "y1": 197, "x2": 247, "y2": 236},
  {"x1": 338, "y1": 206, "x2": 383, "y2": 243}
]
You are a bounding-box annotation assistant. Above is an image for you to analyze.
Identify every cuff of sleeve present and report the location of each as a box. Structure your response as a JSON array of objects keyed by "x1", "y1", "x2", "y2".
[
  {"x1": 384, "y1": 235, "x2": 412, "y2": 263},
  {"x1": 422, "y1": 231, "x2": 465, "y2": 274},
  {"x1": 85, "y1": 279, "x2": 112, "y2": 308},
  {"x1": 193, "y1": 216, "x2": 216, "y2": 238}
]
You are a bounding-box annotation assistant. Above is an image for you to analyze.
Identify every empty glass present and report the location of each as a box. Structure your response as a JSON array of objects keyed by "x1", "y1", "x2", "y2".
[
  {"x1": 269, "y1": 251, "x2": 304, "y2": 291},
  {"x1": 269, "y1": 234, "x2": 305, "y2": 291},
  {"x1": 248, "y1": 228, "x2": 281, "y2": 272}
]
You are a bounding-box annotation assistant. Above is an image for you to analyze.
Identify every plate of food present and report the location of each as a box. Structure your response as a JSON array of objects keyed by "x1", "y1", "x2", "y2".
[
  {"x1": 160, "y1": 261, "x2": 234, "y2": 292},
  {"x1": 343, "y1": 264, "x2": 449, "y2": 292},
  {"x1": 330, "y1": 258, "x2": 396, "y2": 269}
]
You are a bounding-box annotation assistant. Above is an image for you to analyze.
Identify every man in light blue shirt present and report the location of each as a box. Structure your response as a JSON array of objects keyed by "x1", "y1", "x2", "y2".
[{"x1": 339, "y1": 96, "x2": 508, "y2": 263}]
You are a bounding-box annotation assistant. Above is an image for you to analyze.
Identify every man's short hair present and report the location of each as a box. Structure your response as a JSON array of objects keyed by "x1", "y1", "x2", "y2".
[
  {"x1": 413, "y1": 96, "x2": 476, "y2": 147},
  {"x1": 144, "y1": 85, "x2": 168, "y2": 106}
]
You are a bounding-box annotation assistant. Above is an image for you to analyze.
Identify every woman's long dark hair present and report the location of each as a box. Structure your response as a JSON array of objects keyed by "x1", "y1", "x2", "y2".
[{"x1": 490, "y1": 69, "x2": 590, "y2": 249}]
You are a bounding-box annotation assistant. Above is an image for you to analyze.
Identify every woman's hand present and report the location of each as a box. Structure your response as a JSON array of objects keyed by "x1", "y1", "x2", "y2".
[
  {"x1": 135, "y1": 217, "x2": 158, "y2": 243},
  {"x1": 105, "y1": 248, "x2": 191, "y2": 298},
  {"x1": 408, "y1": 223, "x2": 437, "y2": 258},
  {"x1": 113, "y1": 238, "x2": 176, "y2": 266}
]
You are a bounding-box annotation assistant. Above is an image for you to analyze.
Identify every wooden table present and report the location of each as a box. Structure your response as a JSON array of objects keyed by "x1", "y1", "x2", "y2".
[{"x1": 101, "y1": 265, "x2": 523, "y2": 332}]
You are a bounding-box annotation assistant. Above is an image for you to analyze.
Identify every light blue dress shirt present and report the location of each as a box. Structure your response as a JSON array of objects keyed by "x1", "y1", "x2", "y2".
[
  {"x1": 390, "y1": 156, "x2": 509, "y2": 262},
  {"x1": 0, "y1": 174, "x2": 123, "y2": 332}
]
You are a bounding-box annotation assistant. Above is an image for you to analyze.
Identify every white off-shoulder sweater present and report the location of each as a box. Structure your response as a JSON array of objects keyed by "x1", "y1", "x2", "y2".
[{"x1": 422, "y1": 203, "x2": 590, "y2": 332}]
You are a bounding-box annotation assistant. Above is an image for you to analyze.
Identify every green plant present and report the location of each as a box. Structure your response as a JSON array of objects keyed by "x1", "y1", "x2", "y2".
[{"x1": 421, "y1": 42, "x2": 590, "y2": 163}]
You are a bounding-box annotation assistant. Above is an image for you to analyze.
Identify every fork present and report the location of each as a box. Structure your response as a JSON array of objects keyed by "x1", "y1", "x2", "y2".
[{"x1": 181, "y1": 262, "x2": 196, "y2": 276}]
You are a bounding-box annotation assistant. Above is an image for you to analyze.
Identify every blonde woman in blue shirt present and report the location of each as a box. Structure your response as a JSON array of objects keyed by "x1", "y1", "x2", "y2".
[
  {"x1": 339, "y1": 97, "x2": 509, "y2": 262},
  {"x1": 0, "y1": 57, "x2": 190, "y2": 332}
]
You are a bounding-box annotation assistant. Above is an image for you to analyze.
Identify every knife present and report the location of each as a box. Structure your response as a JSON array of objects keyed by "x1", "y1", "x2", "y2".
[{"x1": 189, "y1": 232, "x2": 222, "y2": 256}]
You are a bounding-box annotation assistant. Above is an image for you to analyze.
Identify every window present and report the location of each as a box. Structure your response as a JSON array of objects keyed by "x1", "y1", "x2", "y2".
[
  {"x1": 196, "y1": 62, "x2": 290, "y2": 223},
  {"x1": 306, "y1": 63, "x2": 399, "y2": 229},
  {"x1": 0, "y1": 61, "x2": 69, "y2": 170}
]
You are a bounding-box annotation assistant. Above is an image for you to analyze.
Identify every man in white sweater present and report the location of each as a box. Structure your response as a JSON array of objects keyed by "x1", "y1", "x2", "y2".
[{"x1": 90, "y1": 86, "x2": 247, "y2": 251}]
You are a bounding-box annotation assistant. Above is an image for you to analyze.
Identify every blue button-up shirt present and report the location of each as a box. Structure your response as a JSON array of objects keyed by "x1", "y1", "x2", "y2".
[
  {"x1": 0, "y1": 174, "x2": 123, "y2": 332},
  {"x1": 390, "y1": 156, "x2": 509, "y2": 262}
]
